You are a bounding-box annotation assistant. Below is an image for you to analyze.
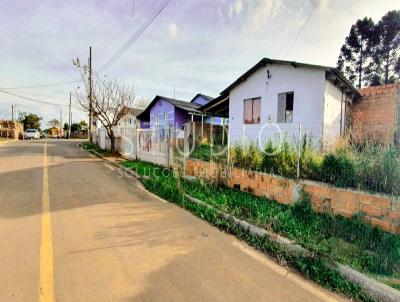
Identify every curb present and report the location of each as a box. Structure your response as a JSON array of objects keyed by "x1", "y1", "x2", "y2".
[
  {"x1": 80, "y1": 145, "x2": 400, "y2": 302},
  {"x1": 183, "y1": 194, "x2": 400, "y2": 302}
]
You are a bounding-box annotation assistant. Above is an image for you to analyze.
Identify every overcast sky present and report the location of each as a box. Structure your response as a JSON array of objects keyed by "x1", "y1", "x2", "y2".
[{"x1": 0, "y1": 0, "x2": 399, "y2": 127}]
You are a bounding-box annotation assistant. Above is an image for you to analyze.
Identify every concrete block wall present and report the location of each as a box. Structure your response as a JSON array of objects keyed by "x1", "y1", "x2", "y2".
[
  {"x1": 350, "y1": 83, "x2": 400, "y2": 145},
  {"x1": 186, "y1": 159, "x2": 400, "y2": 234}
]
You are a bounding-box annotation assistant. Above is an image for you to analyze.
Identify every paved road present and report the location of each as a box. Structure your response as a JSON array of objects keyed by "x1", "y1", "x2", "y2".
[{"x1": 0, "y1": 140, "x2": 347, "y2": 302}]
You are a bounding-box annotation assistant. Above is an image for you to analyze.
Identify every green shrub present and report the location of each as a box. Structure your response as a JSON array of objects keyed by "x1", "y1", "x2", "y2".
[
  {"x1": 190, "y1": 143, "x2": 227, "y2": 163},
  {"x1": 261, "y1": 141, "x2": 297, "y2": 177},
  {"x1": 320, "y1": 153, "x2": 356, "y2": 188},
  {"x1": 354, "y1": 144, "x2": 400, "y2": 195},
  {"x1": 230, "y1": 144, "x2": 262, "y2": 170}
]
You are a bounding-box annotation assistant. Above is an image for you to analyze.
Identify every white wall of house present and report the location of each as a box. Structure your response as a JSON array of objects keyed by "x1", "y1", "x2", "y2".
[
  {"x1": 228, "y1": 64, "x2": 327, "y2": 148},
  {"x1": 323, "y1": 80, "x2": 344, "y2": 148},
  {"x1": 118, "y1": 113, "x2": 139, "y2": 128}
]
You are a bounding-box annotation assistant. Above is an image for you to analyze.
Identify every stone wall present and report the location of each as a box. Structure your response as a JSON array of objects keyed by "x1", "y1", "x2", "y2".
[
  {"x1": 186, "y1": 158, "x2": 400, "y2": 234},
  {"x1": 350, "y1": 83, "x2": 400, "y2": 145}
]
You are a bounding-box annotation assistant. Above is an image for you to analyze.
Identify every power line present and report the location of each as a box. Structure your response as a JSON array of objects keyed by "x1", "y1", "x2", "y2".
[
  {"x1": 99, "y1": 0, "x2": 172, "y2": 72},
  {"x1": 0, "y1": 79, "x2": 81, "y2": 90},
  {"x1": 0, "y1": 88, "x2": 68, "y2": 107},
  {"x1": 96, "y1": 0, "x2": 146, "y2": 60},
  {"x1": 282, "y1": 0, "x2": 319, "y2": 59}
]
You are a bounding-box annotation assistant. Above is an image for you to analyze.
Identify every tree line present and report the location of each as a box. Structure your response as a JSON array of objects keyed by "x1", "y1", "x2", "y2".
[{"x1": 337, "y1": 10, "x2": 400, "y2": 88}]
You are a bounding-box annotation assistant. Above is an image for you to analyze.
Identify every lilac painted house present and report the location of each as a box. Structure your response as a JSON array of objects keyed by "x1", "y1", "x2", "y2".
[
  {"x1": 137, "y1": 94, "x2": 225, "y2": 129},
  {"x1": 137, "y1": 95, "x2": 202, "y2": 129}
]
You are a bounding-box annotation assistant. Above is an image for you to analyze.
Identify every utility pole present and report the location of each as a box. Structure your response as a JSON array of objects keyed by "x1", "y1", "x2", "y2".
[
  {"x1": 60, "y1": 107, "x2": 63, "y2": 138},
  {"x1": 88, "y1": 46, "x2": 93, "y2": 143},
  {"x1": 68, "y1": 92, "x2": 72, "y2": 139},
  {"x1": 11, "y1": 105, "x2": 14, "y2": 120}
]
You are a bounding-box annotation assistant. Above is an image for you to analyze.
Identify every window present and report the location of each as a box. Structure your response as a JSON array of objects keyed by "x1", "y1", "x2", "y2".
[
  {"x1": 154, "y1": 115, "x2": 158, "y2": 128},
  {"x1": 243, "y1": 97, "x2": 261, "y2": 124},
  {"x1": 277, "y1": 92, "x2": 294, "y2": 123}
]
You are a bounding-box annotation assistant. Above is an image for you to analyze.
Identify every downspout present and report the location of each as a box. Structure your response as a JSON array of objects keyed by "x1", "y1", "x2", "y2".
[{"x1": 340, "y1": 91, "x2": 344, "y2": 137}]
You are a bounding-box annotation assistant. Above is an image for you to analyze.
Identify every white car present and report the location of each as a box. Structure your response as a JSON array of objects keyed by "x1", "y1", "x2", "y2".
[{"x1": 24, "y1": 129, "x2": 40, "y2": 140}]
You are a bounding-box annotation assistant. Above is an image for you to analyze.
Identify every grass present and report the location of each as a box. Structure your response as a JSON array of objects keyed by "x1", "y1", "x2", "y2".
[
  {"x1": 81, "y1": 141, "x2": 110, "y2": 156},
  {"x1": 120, "y1": 159, "x2": 400, "y2": 300},
  {"x1": 226, "y1": 141, "x2": 400, "y2": 196}
]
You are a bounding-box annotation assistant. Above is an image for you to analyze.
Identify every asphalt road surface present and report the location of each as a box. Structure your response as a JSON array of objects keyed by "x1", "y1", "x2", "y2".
[{"x1": 0, "y1": 140, "x2": 347, "y2": 302}]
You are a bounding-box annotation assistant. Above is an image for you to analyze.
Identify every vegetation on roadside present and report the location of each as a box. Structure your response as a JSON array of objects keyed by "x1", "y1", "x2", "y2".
[
  {"x1": 200, "y1": 139, "x2": 400, "y2": 196},
  {"x1": 121, "y1": 159, "x2": 400, "y2": 299},
  {"x1": 80, "y1": 141, "x2": 108, "y2": 155}
]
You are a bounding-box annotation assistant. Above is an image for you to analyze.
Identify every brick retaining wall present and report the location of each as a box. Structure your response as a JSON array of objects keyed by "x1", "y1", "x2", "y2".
[{"x1": 186, "y1": 158, "x2": 400, "y2": 234}]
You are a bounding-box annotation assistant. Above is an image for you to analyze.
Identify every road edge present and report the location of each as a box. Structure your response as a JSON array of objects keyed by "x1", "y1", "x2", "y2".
[{"x1": 79, "y1": 144, "x2": 400, "y2": 302}]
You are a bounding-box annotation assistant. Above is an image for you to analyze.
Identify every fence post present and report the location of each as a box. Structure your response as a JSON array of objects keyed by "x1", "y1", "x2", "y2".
[
  {"x1": 183, "y1": 123, "x2": 191, "y2": 175},
  {"x1": 201, "y1": 114, "x2": 204, "y2": 140},
  {"x1": 296, "y1": 122, "x2": 302, "y2": 179},
  {"x1": 168, "y1": 126, "x2": 173, "y2": 168}
]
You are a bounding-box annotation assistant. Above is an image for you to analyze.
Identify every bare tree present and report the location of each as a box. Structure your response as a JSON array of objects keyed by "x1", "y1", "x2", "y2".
[
  {"x1": 133, "y1": 97, "x2": 151, "y2": 109},
  {"x1": 73, "y1": 58, "x2": 135, "y2": 153}
]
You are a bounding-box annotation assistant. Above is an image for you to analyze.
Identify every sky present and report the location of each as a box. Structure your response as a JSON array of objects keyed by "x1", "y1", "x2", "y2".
[{"x1": 0, "y1": 0, "x2": 399, "y2": 127}]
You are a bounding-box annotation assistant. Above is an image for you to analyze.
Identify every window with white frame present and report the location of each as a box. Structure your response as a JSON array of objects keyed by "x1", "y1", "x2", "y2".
[
  {"x1": 243, "y1": 97, "x2": 261, "y2": 124},
  {"x1": 277, "y1": 92, "x2": 294, "y2": 123}
]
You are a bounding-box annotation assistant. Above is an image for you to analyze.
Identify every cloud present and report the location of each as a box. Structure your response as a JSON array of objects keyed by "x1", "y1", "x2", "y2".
[
  {"x1": 243, "y1": 0, "x2": 282, "y2": 33},
  {"x1": 217, "y1": 0, "x2": 283, "y2": 33},
  {"x1": 228, "y1": 0, "x2": 243, "y2": 19},
  {"x1": 168, "y1": 22, "x2": 178, "y2": 39}
]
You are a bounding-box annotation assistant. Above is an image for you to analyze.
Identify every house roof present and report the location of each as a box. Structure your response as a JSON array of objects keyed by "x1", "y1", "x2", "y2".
[
  {"x1": 199, "y1": 57, "x2": 361, "y2": 117},
  {"x1": 190, "y1": 93, "x2": 214, "y2": 103},
  {"x1": 126, "y1": 107, "x2": 144, "y2": 116},
  {"x1": 137, "y1": 95, "x2": 201, "y2": 121}
]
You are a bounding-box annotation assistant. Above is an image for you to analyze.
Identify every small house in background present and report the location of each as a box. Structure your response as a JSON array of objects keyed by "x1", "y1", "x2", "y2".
[
  {"x1": 47, "y1": 126, "x2": 62, "y2": 138},
  {"x1": 350, "y1": 83, "x2": 400, "y2": 145},
  {"x1": 137, "y1": 95, "x2": 219, "y2": 130},
  {"x1": 117, "y1": 107, "x2": 143, "y2": 128},
  {"x1": 200, "y1": 58, "x2": 360, "y2": 149}
]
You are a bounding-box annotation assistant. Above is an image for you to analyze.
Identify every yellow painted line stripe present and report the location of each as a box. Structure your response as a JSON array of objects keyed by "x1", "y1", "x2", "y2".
[{"x1": 39, "y1": 140, "x2": 54, "y2": 302}]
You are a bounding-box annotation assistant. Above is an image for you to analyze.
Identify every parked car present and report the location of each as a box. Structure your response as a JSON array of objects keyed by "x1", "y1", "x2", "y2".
[{"x1": 24, "y1": 129, "x2": 40, "y2": 140}]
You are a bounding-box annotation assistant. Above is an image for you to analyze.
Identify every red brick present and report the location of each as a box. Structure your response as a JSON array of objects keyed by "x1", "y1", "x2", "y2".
[
  {"x1": 370, "y1": 218, "x2": 391, "y2": 232},
  {"x1": 388, "y1": 210, "x2": 400, "y2": 221},
  {"x1": 363, "y1": 205, "x2": 383, "y2": 217},
  {"x1": 346, "y1": 200, "x2": 360, "y2": 212}
]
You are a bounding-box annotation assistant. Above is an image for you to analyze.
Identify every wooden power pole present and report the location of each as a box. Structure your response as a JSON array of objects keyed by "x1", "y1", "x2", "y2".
[
  {"x1": 68, "y1": 92, "x2": 72, "y2": 139},
  {"x1": 88, "y1": 46, "x2": 93, "y2": 143}
]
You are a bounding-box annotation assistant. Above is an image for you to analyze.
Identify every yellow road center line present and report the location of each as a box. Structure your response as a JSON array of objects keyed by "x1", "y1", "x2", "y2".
[{"x1": 39, "y1": 140, "x2": 54, "y2": 302}]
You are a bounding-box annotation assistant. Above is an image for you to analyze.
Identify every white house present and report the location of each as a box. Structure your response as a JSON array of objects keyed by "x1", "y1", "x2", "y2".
[
  {"x1": 200, "y1": 58, "x2": 361, "y2": 149},
  {"x1": 117, "y1": 107, "x2": 143, "y2": 128}
]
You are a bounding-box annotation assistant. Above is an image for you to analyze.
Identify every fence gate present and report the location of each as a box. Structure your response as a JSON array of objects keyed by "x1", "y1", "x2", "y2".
[
  {"x1": 120, "y1": 127, "x2": 137, "y2": 159},
  {"x1": 136, "y1": 128, "x2": 171, "y2": 167}
]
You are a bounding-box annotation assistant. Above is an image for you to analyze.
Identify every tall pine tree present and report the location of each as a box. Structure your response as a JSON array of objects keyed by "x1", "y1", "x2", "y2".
[
  {"x1": 372, "y1": 10, "x2": 400, "y2": 85},
  {"x1": 337, "y1": 17, "x2": 377, "y2": 88}
]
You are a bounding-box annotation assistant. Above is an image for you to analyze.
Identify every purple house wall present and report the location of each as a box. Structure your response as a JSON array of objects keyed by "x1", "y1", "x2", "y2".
[
  {"x1": 149, "y1": 99, "x2": 175, "y2": 128},
  {"x1": 138, "y1": 94, "x2": 221, "y2": 130},
  {"x1": 138, "y1": 96, "x2": 196, "y2": 130}
]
